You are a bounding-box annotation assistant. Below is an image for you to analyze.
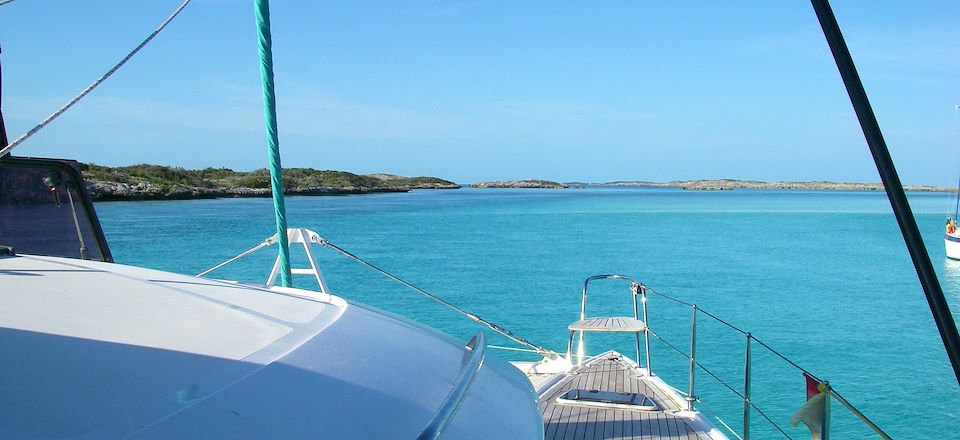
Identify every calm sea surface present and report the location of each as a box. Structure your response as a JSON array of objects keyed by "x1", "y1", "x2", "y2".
[{"x1": 96, "y1": 187, "x2": 960, "y2": 438}]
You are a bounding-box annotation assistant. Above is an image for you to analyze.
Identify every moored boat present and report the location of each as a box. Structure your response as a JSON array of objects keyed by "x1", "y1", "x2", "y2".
[{"x1": 946, "y1": 218, "x2": 960, "y2": 260}]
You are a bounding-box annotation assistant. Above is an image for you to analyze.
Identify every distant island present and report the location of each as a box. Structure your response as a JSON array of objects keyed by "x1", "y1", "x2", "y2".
[
  {"x1": 81, "y1": 164, "x2": 459, "y2": 201},
  {"x1": 81, "y1": 165, "x2": 954, "y2": 201},
  {"x1": 597, "y1": 179, "x2": 952, "y2": 192},
  {"x1": 469, "y1": 178, "x2": 950, "y2": 191},
  {"x1": 470, "y1": 179, "x2": 568, "y2": 189}
]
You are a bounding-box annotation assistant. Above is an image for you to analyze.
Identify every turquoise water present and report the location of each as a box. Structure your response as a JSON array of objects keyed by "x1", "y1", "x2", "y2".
[{"x1": 96, "y1": 188, "x2": 959, "y2": 439}]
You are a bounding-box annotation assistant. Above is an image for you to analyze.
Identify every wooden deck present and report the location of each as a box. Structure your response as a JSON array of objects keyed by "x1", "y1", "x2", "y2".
[
  {"x1": 569, "y1": 317, "x2": 647, "y2": 333},
  {"x1": 540, "y1": 355, "x2": 717, "y2": 440}
]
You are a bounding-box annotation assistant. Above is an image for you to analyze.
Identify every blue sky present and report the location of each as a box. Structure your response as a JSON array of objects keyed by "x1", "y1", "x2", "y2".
[{"x1": 1, "y1": 1, "x2": 958, "y2": 184}]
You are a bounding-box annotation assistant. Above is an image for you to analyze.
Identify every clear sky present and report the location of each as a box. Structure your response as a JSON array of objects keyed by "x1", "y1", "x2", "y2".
[{"x1": 1, "y1": 1, "x2": 958, "y2": 184}]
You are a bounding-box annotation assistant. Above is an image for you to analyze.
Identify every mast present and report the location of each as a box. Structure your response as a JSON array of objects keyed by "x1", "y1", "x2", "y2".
[
  {"x1": 954, "y1": 172, "x2": 959, "y2": 223},
  {"x1": 955, "y1": 106, "x2": 960, "y2": 221},
  {"x1": 0, "y1": 45, "x2": 9, "y2": 151},
  {"x1": 254, "y1": 0, "x2": 293, "y2": 287},
  {"x1": 811, "y1": 0, "x2": 960, "y2": 385}
]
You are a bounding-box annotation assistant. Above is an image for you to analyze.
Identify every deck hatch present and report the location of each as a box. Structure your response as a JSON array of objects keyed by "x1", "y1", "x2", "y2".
[{"x1": 556, "y1": 389, "x2": 658, "y2": 411}]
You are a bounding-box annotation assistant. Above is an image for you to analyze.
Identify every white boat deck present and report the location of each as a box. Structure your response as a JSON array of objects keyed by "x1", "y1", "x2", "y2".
[
  {"x1": 0, "y1": 254, "x2": 546, "y2": 439},
  {"x1": 537, "y1": 354, "x2": 722, "y2": 440}
]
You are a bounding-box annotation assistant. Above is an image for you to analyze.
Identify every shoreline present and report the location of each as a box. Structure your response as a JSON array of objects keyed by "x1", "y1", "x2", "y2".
[
  {"x1": 592, "y1": 179, "x2": 953, "y2": 192},
  {"x1": 471, "y1": 178, "x2": 952, "y2": 192},
  {"x1": 81, "y1": 163, "x2": 459, "y2": 201},
  {"x1": 89, "y1": 183, "x2": 954, "y2": 202},
  {"x1": 89, "y1": 187, "x2": 450, "y2": 202},
  {"x1": 81, "y1": 163, "x2": 955, "y2": 202}
]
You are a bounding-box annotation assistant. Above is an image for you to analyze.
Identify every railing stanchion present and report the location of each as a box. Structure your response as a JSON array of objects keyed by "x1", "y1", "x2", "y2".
[
  {"x1": 632, "y1": 283, "x2": 642, "y2": 365},
  {"x1": 743, "y1": 332, "x2": 752, "y2": 440},
  {"x1": 686, "y1": 304, "x2": 698, "y2": 411},
  {"x1": 640, "y1": 284, "x2": 652, "y2": 375}
]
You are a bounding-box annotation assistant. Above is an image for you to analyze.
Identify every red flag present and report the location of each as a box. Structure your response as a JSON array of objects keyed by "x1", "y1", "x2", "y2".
[
  {"x1": 805, "y1": 372, "x2": 821, "y2": 400},
  {"x1": 790, "y1": 372, "x2": 828, "y2": 440}
]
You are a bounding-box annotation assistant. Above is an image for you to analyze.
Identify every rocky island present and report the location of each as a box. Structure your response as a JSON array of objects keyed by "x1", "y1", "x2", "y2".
[
  {"x1": 470, "y1": 179, "x2": 567, "y2": 189},
  {"x1": 601, "y1": 179, "x2": 952, "y2": 192},
  {"x1": 81, "y1": 163, "x2": 459, "y2": 201}
]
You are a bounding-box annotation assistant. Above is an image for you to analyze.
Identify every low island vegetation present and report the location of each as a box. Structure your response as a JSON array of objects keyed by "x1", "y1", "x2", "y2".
[{"x1": 80, "y1": 163, "x2": 459, "y2": 201}]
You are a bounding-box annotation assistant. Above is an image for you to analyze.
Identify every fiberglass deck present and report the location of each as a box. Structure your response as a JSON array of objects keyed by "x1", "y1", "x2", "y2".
[{"x1": 540, "y1": 355, "x2": 715, "y2": 440}]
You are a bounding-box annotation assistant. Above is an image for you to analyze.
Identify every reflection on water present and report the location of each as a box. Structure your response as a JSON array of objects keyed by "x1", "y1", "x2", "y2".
[{"x1": 943, "y1": 258, "x2": 960, "y2": 296}]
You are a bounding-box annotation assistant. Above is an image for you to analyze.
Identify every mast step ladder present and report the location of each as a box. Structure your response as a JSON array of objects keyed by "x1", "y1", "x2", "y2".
[{"x1": 266, "y1": 228, "x2": 330, "y2": 294}]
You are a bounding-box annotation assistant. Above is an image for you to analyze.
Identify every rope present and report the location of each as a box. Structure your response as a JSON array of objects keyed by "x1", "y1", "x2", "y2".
[
  {"x1": 692, "y1": 359, "x2": 794, "y2": 439},
  {"x1": 488, "y1": 345, "x2": 544, "y2": 354},
  {"x1": 749, "y1": 398, "x2": 795, "y2": 439},
  {"x1": 320, "y1": 240, "x2": 559, "y2": 358},
  {"x1": 195, "y1": 239, "x2": 274, "y2": 278},
  {"x1": 697, "y1": 307, "x2": 748, "y2": 335},
  {"x1": 650, "y1": 323, "x2": 796, "y2": 439},
  {"x1": 649, "y1": 330, "x2": 689, "y2": 358},
  {"x1": 0, "y1": 0, "x2": 16, "y2": 7},
  {"x1": 694, "y1": 399, "x2": 744, "y2": 440},
  {"x1": 751, "y1": 335, "x2": 822, "y2": 383},
  {"x1": 0, "y1": 0, "x2": 192, "y2": 158},
  {"x1": 646, "y1": 286, "x2": 694, "y2": 307},
  {"x1": 253, "y1": 0, "x2": 292, "y2": 287},
  {"x1": 651, "y1": 284, "x2": 825, "y2": 381},
  {"x1": 653, "y1": 285, "x2": 825, "y2": 381},
  {"x1": 696, "y1": 361, "x2": 744, "y2": 400},
  {"x1": 647, "y1": 286, "x2": 747, "y2": 335},
  {"x1": 193, "y1": 233, "x2": 557, "y2": 357}
]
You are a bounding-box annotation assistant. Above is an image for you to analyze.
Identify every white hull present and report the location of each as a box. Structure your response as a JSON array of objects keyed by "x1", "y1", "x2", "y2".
[
  {"x1": 0, "y1": 254, "x2": 544, "y2": 439},
  {"x1": 946, "y1": 233, "x2": 960, "y2": 260}
]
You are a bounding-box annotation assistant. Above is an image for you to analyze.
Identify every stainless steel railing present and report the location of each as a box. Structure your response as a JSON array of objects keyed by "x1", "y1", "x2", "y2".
[
  {"x1": 573, "y1": 274, "x2": 651, "y2": 369},
  {"x1": 417, "y1": 331, "x2": 487, "y2": 440},
  {"x1": 643, "y1": 285, "x2": 893, "y2": 440}
]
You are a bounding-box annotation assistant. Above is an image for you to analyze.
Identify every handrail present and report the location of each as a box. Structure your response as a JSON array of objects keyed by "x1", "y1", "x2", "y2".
[
  {"x1": 580, "y1": 274, "x2": 642, "y2": 319},
  {"x1": 576, "y1": 274, "x2": 650, "y2": 371},
  {"x1": 417, "y1": 331, "x2": 487, "y2": 440},
  {"x1": 642, "y1": 285, "x2": 891, "y2": 439}
]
